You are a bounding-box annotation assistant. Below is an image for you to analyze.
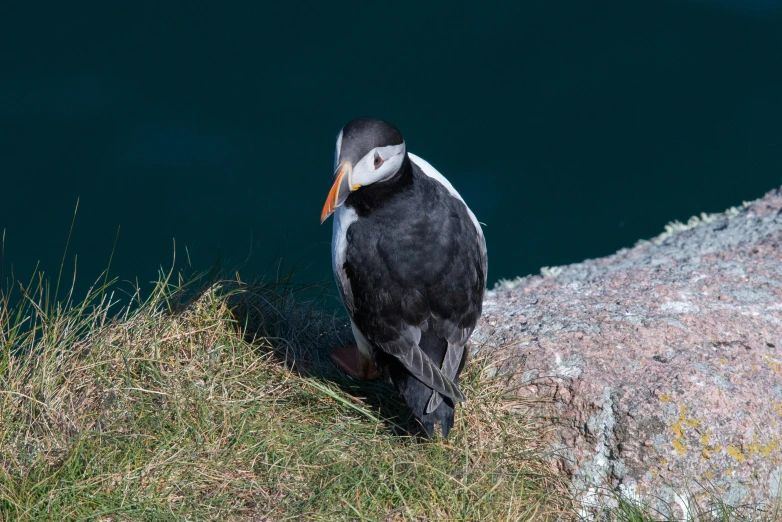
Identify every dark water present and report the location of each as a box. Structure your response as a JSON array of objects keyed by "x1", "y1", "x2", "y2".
[{"x1": 2, "y1": 1, "x2": 782, "y2": 301}]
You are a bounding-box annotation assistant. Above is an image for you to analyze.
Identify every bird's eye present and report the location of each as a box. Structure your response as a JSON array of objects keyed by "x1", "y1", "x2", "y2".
[{"x1": 373, "y1": 152, "x2": 384, "y2": 169}]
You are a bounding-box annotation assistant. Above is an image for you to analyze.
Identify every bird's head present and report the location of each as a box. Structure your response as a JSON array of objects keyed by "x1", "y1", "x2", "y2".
[{"x1": 320, "y1": 117, "x2": 406, "y2": 223}]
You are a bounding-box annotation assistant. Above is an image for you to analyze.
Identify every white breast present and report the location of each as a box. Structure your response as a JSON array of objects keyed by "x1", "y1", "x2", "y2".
[
  {"x1": 331, "y1": 205, "x2": 358, "y2": 311},
  {"x1": 332, "y1": 205, "x2": 375, "y2": 356}
]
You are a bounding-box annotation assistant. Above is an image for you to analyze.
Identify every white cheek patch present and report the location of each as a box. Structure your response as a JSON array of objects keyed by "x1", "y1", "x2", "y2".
[
  {"x1": 376, "y1": 143, "x2": 405, "y2": 178},
  {"x1": 351, "y1": 142, "x2": 406, "y2": 187}
]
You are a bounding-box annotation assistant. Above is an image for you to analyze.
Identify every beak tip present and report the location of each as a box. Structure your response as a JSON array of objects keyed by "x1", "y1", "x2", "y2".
[
  {"x1": 321, "y1": 160, "x2": 351, "y2": 224},
  {"x1": 320, "y1": 205, "x2": 333, "y2": 224}
]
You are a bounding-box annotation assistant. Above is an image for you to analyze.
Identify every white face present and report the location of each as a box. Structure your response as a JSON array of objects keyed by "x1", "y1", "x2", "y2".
[
  {"x1": 349, "y1": 142, "x2": 407, "y2": 188},
  {"x1": 333, "y1": 129, "x2": 407, "y2": 189}
]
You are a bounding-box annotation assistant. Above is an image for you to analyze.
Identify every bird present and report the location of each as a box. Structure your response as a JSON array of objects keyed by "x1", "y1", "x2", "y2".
[{"x1": 320, "y1": 117, "x2": 487, "y2": 437}]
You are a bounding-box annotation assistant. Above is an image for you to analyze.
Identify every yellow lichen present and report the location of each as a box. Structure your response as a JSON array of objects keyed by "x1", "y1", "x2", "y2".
[
  {"x1": 672, "y1": 422, "x2": 683, "y2": 438},
  {"x1": 700, "y1": 430, "x2": 721, "y2": 460},
  {"x1": 672, "y1": 438, "x2": 687, "y2": 456},
  {"x1": 745, "y1": 438, "x2": 779, "y2": 458},
  {"x1": 660, "y1": 392, "x2": 672, "y2": 403},
  {"x1": 669, "y1": 405, "x2": 713, "y2": 459},
  {"x1": 671, "y1": 406, "x2": 688, "y2": 455},
  {"x1": 727, "y1": 446, "x2": 746, "y2": 462},
  {"x1": 763, "y1": 355, "x2": 782, "y2": 374},
  {"x1": 719, "y1": 357, "x2": 728, "y2": 364}
]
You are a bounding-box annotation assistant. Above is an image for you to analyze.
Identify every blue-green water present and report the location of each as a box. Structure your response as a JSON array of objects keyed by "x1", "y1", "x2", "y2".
[{"x1": 2, "y1": 1, "x2": 782, "y2": 300}]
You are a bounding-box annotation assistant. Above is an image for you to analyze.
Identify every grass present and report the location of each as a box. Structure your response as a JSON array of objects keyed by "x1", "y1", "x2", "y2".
[
  {"x1": 0, "y1": 265, "x2": 570, "y2": 521},
  {"x1": 0, "y1": 263, "x2": 779, "y2": 521},
  {"x1": 580, "y1": 491, "x2": 781, "y2": 522}
]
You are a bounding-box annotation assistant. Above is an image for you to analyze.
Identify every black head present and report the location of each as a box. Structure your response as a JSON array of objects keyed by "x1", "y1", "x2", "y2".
[
  {"x1": 321, "y1": 117, "x2": 408, "y2": 223},
  {"x1": 336, "y1": 117, "x2": 405, "y2": 167}
]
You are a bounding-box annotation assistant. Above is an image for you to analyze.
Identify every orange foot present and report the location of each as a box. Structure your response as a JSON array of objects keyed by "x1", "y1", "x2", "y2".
[{"x1": 331, "y1": 344, "x2": 382, "y2": 380}]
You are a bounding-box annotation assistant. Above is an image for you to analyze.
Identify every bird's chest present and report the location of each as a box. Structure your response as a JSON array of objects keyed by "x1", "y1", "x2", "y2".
[{"x1": 343, "y1": 196, "x2": 460, "y2": 289}]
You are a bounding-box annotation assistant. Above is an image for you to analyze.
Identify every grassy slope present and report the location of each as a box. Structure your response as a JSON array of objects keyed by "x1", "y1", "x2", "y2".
[
  {"x1": 0, "y1": 270, "x2": 778, "y2": 521},
  {"x1": 0, "y1": 271, "x2": 569, "y2": 521}
]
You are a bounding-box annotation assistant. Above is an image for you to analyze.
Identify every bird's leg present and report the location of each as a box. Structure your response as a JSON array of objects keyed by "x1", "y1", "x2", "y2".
[{"x1": 331, "y1": 344, "x2": 382, "y2": 380}]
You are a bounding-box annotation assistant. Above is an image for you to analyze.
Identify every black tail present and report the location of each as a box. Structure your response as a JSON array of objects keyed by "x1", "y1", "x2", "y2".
[{"x1": 383, "y1": 322, "x2": 461, "y2": 437}]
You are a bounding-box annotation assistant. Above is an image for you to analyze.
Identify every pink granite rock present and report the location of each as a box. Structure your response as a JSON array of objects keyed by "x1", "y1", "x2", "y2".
[{"x1": 474, "y1": 187, "x2": 782, "y2": 516}]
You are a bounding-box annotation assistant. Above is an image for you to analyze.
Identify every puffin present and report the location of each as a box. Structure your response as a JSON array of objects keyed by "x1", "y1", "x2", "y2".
[{"x1": 320, "y1": 117, "x2": 487, "y2": 437}]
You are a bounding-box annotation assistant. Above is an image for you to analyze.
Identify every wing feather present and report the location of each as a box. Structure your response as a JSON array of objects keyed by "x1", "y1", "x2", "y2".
[
  {"x1": 425, "y1": 343, "x2": 463, "y2": 413},
  {"x1": 381, "y1": 327, "x2": 466, "y2": 403}
]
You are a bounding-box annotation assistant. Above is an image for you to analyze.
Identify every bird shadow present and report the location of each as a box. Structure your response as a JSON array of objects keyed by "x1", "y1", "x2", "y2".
[{"x1": 222, "y1": 278, "x2": 431, "y2": 438}]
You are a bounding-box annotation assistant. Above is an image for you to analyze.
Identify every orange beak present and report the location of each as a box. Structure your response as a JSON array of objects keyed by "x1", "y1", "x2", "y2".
[{"x1": 320, "y1": 161, "x2": 355, "y2": 223}]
